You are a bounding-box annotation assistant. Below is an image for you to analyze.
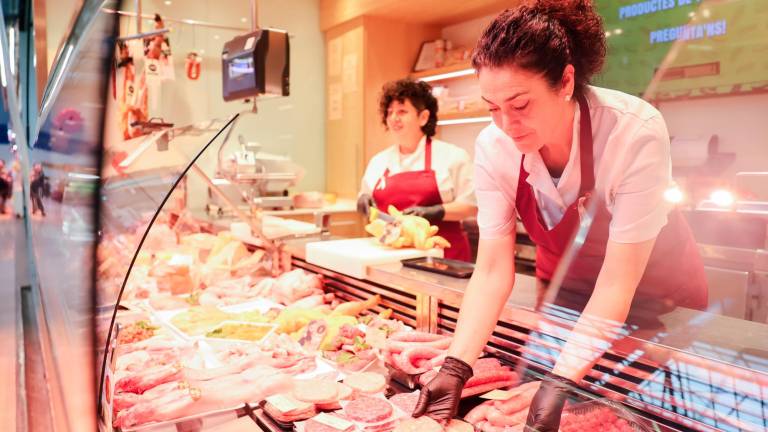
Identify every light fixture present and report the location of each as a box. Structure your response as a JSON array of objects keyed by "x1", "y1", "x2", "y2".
[
  {"x1": 213, "y1": 35, "x2": 220, "y2": 40},
  {"x1": 702, "y1": 8, "x2": 711, "y2": 18},
  {"x1": 418, "y1": 68, "x2": 475, "y2": 82},
  {"x1": 710, "y1": 189, "x2": 735, "y2": 207},
  {"x1": 241, "y1": 17, "x2": 248, "y2": 23},
  {"x1": 614, "y1": 28, "x2": 623, "y2": 35},
  {"x1": 164, "y1": 0, "x2": 172, "y2": 5},
  {"x1": 0, "y1": 39, "x2": 7, "y2": 87},
  {"x1": 9, "y1": 28, "x2": 15, "y2": 76},
  {"x1": 437, "y1": 116, "x2": 492, "y2": 126},
  {"x1": 663, "y1": 186, "x2": 684, "y2": 204}
]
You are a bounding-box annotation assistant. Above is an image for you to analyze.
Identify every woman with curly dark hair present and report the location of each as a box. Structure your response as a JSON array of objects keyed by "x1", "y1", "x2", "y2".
[
  {"x1": 357, "y1": 78, "x2": 477, "y2": 261},
  {"x1": 413, "y1": 1, "x2": 707, "y2": 429}
]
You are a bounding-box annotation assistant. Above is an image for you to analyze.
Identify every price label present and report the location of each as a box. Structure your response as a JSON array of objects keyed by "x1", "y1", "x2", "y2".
[
  {"x1": 313, "y1": 413, "x2": 354, "y2": 431},
  {"x1": 480, "y1": 389, "x2": 514, "y2": 401},
  {"x1": 266, "y1": 394, "x2": 301, "y2": 413}
]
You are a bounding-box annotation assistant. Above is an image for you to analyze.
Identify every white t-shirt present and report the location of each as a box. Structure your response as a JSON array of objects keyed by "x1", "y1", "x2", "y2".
[
  {"x1": 360, "y1": 136, "x2": 477, "y2": 206},
  {"x1": 474, "y1": 86, "x2": 673, "y2": 243}
]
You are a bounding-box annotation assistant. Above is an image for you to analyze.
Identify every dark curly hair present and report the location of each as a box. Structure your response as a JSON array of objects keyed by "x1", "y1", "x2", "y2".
[
  {"x1": 379, "y1": 79, "x2": 438, "y2": 137},
  {"x1": 471, "y1": 0, "x2": 606, "y2": 97}
]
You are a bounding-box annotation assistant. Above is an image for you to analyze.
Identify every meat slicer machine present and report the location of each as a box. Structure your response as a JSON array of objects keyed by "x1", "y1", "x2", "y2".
[{"x1": 205, "y1": 134, "x2": 304, "y2": 216}]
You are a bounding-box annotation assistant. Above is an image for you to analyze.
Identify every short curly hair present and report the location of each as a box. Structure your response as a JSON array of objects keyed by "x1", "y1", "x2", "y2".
[
  {"x1": 472, "y1": 0, "x2": 606, "y2": 97},
  {"x1": 379, "y1": 79, "x2": 438, "y2": 137}
]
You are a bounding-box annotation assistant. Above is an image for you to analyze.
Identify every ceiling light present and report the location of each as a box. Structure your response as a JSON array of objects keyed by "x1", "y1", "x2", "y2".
[
  {"x1": 437, "y1": 116, "x2": 492, "y2": 126},
  {"x1": 418, "y1": 68, "x2": 475, "y2": 82}
]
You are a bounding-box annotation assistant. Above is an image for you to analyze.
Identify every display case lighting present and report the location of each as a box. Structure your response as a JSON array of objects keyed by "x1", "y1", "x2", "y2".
[
  {"x1": 437, "y1": 116, "x2": 492, "y2": 126},
  {"x1": 419, "y1": 68, "x2": 475, "y2": 82},
  {"x1": 710, "y1": 189, "x2": 735, "y2": 207},
  {"x1": 663, "y1": 186, "x2": 684, "y2": 204}
]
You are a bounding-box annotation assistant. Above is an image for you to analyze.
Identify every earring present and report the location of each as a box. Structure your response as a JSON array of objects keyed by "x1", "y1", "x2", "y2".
[{"x1": 565, "y1": 94, "x2": 572, "y2": 102}]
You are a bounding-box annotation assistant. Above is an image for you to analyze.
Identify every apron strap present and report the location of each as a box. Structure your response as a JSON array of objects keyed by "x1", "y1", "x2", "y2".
[
  {"x1": 373, "y1": 168, "x2": 390, "y2": 191},
  {"x1": 576, "y1": 93, "x2": 595, "y2": 195},
  {"x1": 374, "y1": 136, "x2": 432, "y2": 191},
  {"x1": 425, "y1": 137, "x2": 432, "y2": 171}
]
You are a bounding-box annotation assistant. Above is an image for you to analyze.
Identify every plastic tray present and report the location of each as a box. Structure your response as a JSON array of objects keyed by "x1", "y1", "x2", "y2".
[{"x1": 563, "y1": 398, "x2": 652, "y2": 432}]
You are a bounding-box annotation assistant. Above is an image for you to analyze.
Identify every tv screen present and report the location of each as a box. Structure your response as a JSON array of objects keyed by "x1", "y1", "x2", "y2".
[{"x1": 594, "y1": 0, "x2": 768, "y2": 100}]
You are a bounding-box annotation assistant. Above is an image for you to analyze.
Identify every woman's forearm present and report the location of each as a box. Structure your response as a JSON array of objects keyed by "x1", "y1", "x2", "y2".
[
  {"x1": 447, "y1": 235, "x2": 516, "y2": 365},
  {"x1": 549, "y1": 290, "x2": 632, "y2": 381},
  {"x1": 550, "y1": 238, "x2": 656, "y2": 382},
  {"x1": 442, "y1": 202, "x2": 477, "y2": 222},
  {"x1": 448, "y1": 271, "x2": 515, "y2": 364}
]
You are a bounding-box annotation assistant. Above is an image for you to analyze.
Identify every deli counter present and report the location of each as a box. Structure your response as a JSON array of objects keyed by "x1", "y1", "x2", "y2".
[{"x1": 10, "y1": 1, "x2": 768, "y2": 432}]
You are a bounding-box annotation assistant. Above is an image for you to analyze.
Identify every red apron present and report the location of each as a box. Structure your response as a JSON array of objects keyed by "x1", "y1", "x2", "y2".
[
  {"x1": 373, "y1": 138, "x2": 471, "y2": 261},
  {"x1": 515, "y1": 94, "x2": 707, "y2": 312}
]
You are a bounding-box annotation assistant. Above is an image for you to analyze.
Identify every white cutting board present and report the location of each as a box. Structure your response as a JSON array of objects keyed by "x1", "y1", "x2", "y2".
[{"x1": 305, "y1": 237, "x2": 443, "y2": 279}]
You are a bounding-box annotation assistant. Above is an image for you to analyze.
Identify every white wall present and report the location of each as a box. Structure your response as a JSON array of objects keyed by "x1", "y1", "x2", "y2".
[
  {"x1": 659, "y1": 93, "x2": 768, "y2": 180},
  {"x1": 114, "y1": 0, "x2": 326, "y2": 195}
]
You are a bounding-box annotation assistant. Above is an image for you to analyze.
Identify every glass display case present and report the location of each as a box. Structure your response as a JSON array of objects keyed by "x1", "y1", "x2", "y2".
[{"x1": 11, "y1": 1, "x2": 768, "y2": 432}]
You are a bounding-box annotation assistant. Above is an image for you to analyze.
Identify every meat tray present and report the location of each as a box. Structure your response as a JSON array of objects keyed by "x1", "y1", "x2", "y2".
[
  {"x1": 562, "y1": 399, "x2": 652, "y2": 432},
  {"x1": 119, "y1": 405, "x2": 245, "y2": 432}
]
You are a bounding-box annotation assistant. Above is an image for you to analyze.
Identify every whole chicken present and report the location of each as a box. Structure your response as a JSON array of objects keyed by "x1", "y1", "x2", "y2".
[{"x1": 365, "y1": 205, "x2": 451, "y2": 250}]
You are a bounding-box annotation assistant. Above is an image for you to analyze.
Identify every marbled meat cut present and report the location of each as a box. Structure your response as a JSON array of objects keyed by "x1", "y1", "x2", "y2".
[
  {"x1": 392, "y1": 416, "x2": 442, "y2": 432},
  {"x1": 388, "y1": 391, "x2": 419, "y2": 415},
  {"x1": 559, "y1": 406, "x2": 637, "y2": 432},
  {"x1": 344, "y1": 396, "x2": 394, "y2": 423}
]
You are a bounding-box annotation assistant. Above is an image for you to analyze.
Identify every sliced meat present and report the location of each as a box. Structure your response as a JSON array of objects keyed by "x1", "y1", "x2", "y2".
[
  {"x1": 344, "y1": 396, "x2": 394, "y2": 423},
  {"x1": 388, "y1": 391, "x2": 420, "y2": 415},
  {"x1": 461, "y1": 380, "x2": 516, "y2": 398},
  {"x1": 264, "y1": 400, "x2": 316, "y2": 423}
]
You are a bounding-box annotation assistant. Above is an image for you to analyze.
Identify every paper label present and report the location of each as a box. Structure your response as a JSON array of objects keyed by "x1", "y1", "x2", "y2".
[
  {"x1": 266, "y1": 394, "x2": 301, "y2": 413},
  {"x1": 313, "y1": 413, "x2": 354, "y2": 430},
  {"x1": 480, "y1": 389, "x2": 514, "y2": 400}
]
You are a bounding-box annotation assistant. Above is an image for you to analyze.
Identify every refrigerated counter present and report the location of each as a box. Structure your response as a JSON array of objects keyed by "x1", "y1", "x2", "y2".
[{"x1": 279, "y1": 236, "x2": 768, "y2": 432}]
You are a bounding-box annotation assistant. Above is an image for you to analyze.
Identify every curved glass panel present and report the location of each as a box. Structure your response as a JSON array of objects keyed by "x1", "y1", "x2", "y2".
[{"x1": 25, "y1": 1, "x2": 118, "y2": 430}]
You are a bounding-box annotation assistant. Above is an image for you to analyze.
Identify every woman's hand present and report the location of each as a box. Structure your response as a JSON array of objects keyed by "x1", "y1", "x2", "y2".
[
  {"x1": 412, "y1": 357, "x2": 473, "y2": 423},
  {"x1": 356, "y1": 193, "x2": 375, "y2": 217},
  {"x1": 524, "y1": 375, "x2": 575, "y2": 432},
  {"x1": 403, "y1": 204, "x2": 445, "y2": 223}
]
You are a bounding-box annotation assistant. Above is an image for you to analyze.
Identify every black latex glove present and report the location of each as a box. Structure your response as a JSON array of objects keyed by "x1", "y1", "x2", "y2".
[
  {"x1": 525, "y1": 374, "x2": 576, "y2": 432},
  {"x1": 403, "y1": 204, "x2": 445, "y2": 223},
  {"x1": 412, "y1": 356, "x2": 473, "y2": 423},
  {"x1": 356, "y1": 193, "x2": 375, "y2": 217}
]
